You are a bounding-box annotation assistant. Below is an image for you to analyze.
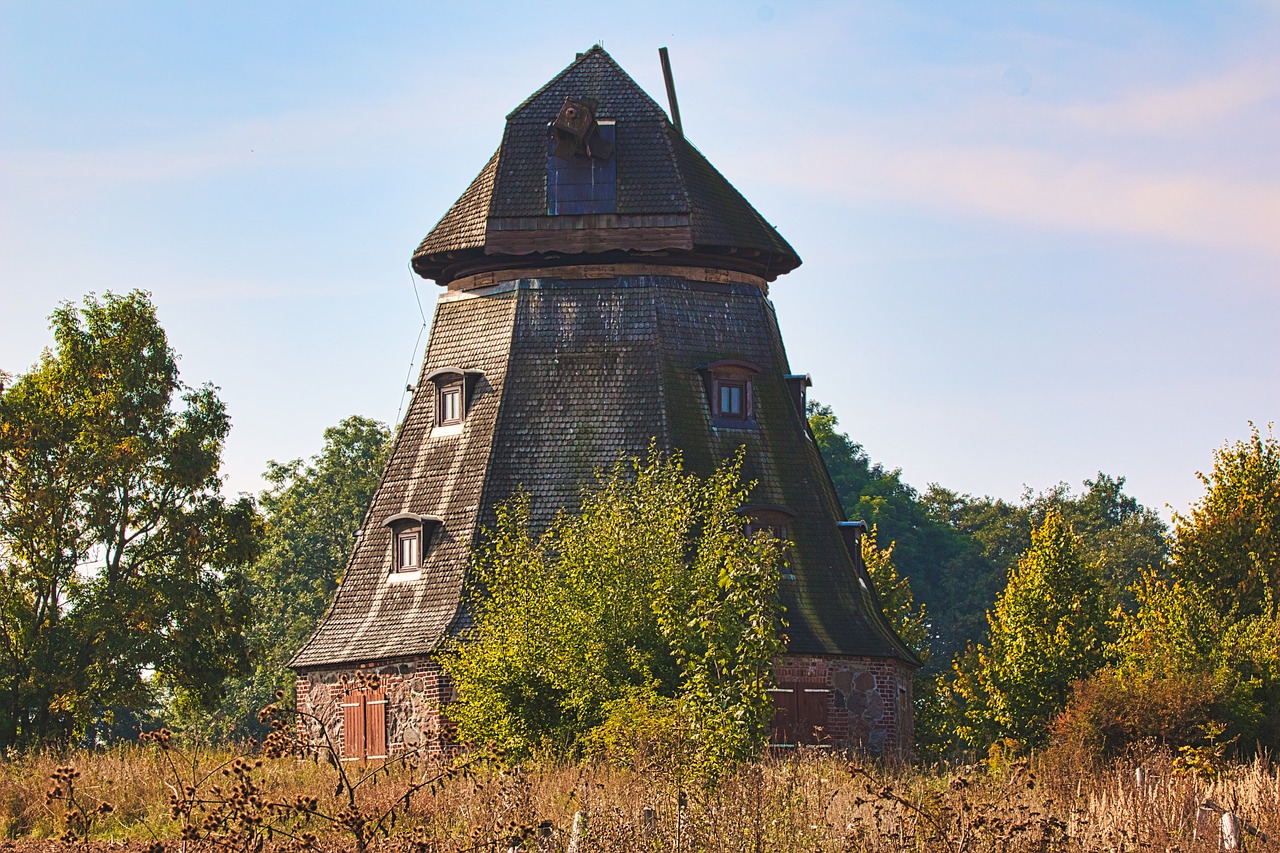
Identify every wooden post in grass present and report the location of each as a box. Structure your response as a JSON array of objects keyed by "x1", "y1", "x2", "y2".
[
  {"x1": 566, "y1": 811, "x2": 586, "y2": 853},
  {"x1": 1221, "y1": 810, "x2": 1241, "y2": 851}
]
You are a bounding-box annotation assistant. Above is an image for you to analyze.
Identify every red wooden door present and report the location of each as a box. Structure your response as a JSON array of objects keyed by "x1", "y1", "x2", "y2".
[
  {"x1": 340, "y1": 688, "x2": 387, "y2": 761},
  {"x1": 769, "y1": 685, "x2": 832, "y2": 745},
  {"x1": 365, "y1": 690, "x2": 387, "y2": 759},
  {"x1": 341, "y1": 694, "x2": 365, "y2": 760}
]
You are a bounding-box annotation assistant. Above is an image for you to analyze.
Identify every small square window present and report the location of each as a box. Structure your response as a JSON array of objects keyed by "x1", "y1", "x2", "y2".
[
  {"x1": 716, "y1": 380, "x2": 747, "y2": 419},
  {"x1": 696, "y1": 359, "x2": 760, "y2": 429},
  {"x1": 396, "y1": 530, "x2": 420, "y2": 570},
  {"x1": 437, "y1": 382, "x2": 463, "y2": 426},
  {"x1": 383, "y1": 512, "x2": 442, "y2": 579}
]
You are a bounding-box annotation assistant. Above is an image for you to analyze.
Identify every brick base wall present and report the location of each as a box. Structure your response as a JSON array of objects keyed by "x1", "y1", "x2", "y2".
[
  {"x1": 295, "y1": 659, "x2": 454, "y2": 757},
  {"x1": 774, "y1": 653, "x2": 915, "y2": 756},
  {"x1": 297, "y1": 652, "x2": 913, "y2": 758}
]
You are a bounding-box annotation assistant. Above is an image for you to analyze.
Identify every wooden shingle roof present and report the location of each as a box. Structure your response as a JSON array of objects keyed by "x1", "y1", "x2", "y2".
[
  {"x1": 291, "y1": 277, "x2": 916, "y2": 670},
  {"x1": 412, "y1": 46, "x2": 801, "y2": 285}
]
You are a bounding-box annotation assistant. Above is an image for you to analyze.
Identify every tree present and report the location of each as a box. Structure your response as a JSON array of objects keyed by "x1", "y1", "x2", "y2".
[
  {"x1": 951, "y1": 511, "x2": 1109, "y2": 749},
  {"x1": 859, "y1": 526, "x2": 928, "y2": 661},
  {"x1": 0, "y1": 291, "x2": 256, "y2": 746},
  {"x1": 809, "y1": 402, "x2": 988, "y2": 665},
  {"x1": 1053, "y1": 426, "x2": 1280, "y2": 757},
  {"x1": 173, "y1": 416, "x2": 391, "y2": 739},
  {"x1": 925, "y1": 477, "x2": 1166, "y2": 661},
  {"x1": 440, "y1": 451, "x2": 785, "y2": 775},
  {"x1": 1171, "y1": 424, "x2": 1280, "y2": 619},
  {"x1": 1167, "y1": 426, "x2": 1280, "y2": 750}
]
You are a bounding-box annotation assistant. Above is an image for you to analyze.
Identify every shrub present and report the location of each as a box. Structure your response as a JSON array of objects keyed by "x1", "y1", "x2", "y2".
[
  {"x1": 1050, "y1": 668, "x2": 1220, "y2": 759},
  {"x1": 441, "y1": 450, "x2": 785, "y2": 779}
]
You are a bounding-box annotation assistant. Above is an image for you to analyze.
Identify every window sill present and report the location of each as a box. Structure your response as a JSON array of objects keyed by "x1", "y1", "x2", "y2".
[
  {"x1": 388, "y1": 570, "x2": 422, "y2": 583},
  {"x1": 712, "y1": 418, "x2": 760, "y2": 431},
  {"x1": 430, "y1": 423, "x2": 463, "y2": 439}
]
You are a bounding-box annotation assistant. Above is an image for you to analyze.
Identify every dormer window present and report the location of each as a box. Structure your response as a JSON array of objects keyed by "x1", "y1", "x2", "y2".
[
  {"x1": 718, "y1": 380, "x2": 747, "y2": 419},
  {"x1": 696, "y1": 359, "x2": 761, "y2": 428},
  {"x1": 741, "y1": 504, "x2": 795, "y2": 541},
  {"x1": 437, "y1": 381, "x2": 463, "y2": 426},
  {"x1": 424, "y1": 367, "x2": 484, "y2": 430},
  {"x1": 382, "y1": 513, "x2": 443, "y2": 578},
  {"x1": 741, "y1": 504, "x2": 797, "y2": 580},
  {"x1": 396, "y1": 528, "x2": 420, "y2": 569},
  {"x1": 547, "y1": 96, "x2": 616, "y2": 216}
]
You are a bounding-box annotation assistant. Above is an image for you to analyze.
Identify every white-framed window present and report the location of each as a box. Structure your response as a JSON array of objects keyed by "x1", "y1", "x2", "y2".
[
  {"x1": 396, "y1": 528, "x2": 420, "y2": 570},
  {"x1": 382, "y1": 512, "x2": 443, "y2": 578},
  {"x1": 423, "y1": 367, "x2": 483, "y2": 430},
  {"x1": 437, "y1": 381, "x2": 463, "y2": 426}
]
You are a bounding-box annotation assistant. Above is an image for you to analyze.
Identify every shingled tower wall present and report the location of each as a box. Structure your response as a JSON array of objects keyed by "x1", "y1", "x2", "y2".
[{"x1": 290, "y1": 47, "x2": 919, "y2": 758}]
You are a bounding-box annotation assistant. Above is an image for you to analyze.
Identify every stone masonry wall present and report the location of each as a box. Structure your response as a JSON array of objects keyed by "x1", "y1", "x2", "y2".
[
  {"x1": 295, "y1": 658, "x2": 453, "y2": 757},
  {"x1": 298, "y1": 653, "x2": 913, "y2": 758},
  {"x1": 774, "y1": 653, "x2": 915, "y2": 756}
]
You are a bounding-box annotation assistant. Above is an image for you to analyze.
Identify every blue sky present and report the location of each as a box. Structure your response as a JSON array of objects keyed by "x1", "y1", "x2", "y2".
[{"x1": 2, "y1": 2, "x2": 1277, "y2": 520}]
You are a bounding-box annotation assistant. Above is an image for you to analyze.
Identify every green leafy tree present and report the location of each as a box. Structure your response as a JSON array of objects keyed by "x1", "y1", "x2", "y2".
[
  {"x1": 809, "y1": 402, "x2": 1165, "y2": 669},
  {"x1": 1050, "y1": 573, "x2": 1222, "y2": 757},
  {"x1": 1053, "y1": 564, "x2": 1280, "y2": 758},
  {"x1": 952, "y1": 511, "x2": 1109, "y2": 750},
  {"x1": 441, "y1": 451, "x2": 785, "y2": 776},
  {"x1": 925, "y1": 478, "x2": 1165, "y2": 661},
  {"x1": 1171, "y1": 424, "x2": 1280, "y2": 619},
  {"x1": 859, "y1": 526, "x2": 928, "y2": 661},
  {"x1": 653, "y1": 458, "x2": 789, "y2": 771},
  {"x1": 1056, "y1": 427, "x2": 1280, "y2": 757},
  {"x1": 173, "y1": 416, "x2": 391, "y2": 739},
  {"x1": 918, "y1": 486, "x2": 1025, "y2": 660},
  {"x1": 0, "y1": 291, "x2": 256, "y2": 747},
  {"x1": 1159, "y1": 426, "x2": 1280, "y2": 749}
]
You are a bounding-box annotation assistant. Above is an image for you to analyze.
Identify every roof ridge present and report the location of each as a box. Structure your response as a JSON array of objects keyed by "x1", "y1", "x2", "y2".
[
  {"x1": 660, "y1": 119, "x2": 693, "y2": 213},
  {"x1": 505, "y1": 46, "x2": 673, "y2": 125},
  {"x1": 506, "y1": 44, "x2": 612, "y2": 120}
]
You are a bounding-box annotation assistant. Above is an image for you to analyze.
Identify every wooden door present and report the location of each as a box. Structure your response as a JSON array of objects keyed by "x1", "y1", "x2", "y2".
[
  {"x1": 768, "y1": 687, "x2": 797, "y2": 745},
  {"x1": 340, "y1": 688, "x2": 387, "y2": 761},
  {"x1": 798, "y1": 688, "x2": 831, "y2": 744}
]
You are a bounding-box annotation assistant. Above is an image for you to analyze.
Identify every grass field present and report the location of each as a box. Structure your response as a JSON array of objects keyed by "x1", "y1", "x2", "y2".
[{"x1": 1, "y1": 743, "x2": 1276, "y2": 851}]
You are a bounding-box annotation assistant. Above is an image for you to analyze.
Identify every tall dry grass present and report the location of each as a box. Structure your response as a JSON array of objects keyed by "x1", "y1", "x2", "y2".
[{"x1": 1, "y1": 743, "x2": 1277, "y2": 850}]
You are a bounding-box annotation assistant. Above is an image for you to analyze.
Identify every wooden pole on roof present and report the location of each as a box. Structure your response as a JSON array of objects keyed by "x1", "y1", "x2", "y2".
[{"x1": 659, "y1": 47, "x2": 683, "y2": 136}]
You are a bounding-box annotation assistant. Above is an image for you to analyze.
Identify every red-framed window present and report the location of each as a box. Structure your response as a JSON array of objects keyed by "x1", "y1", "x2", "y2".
[
  {"x1": 697, "y1": 359, "x2": 760, "y2": 427},
  {"x1": 715, "y1": 379, "x2": 747, "y2": 419}
]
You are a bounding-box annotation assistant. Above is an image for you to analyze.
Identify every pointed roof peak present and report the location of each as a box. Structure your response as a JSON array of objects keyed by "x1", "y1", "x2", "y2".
[
  {"x1": 413, "y1": 48, "x2": 801, "y2": 286},
  {"x1": 506, "y1": 44, "x2": 666, "y2": 123}
]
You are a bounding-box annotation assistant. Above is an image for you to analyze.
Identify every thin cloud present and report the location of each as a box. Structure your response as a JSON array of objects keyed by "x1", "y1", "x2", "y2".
[
  {"x1": 728, "y1": 52, "x2": 1280, "y2": 260},
  {"x1": 0, "y1": 78, "x2": 503, "y2": 200},
  {"x1": 1055, "y1": 62, "x2": 1280, "y2": 136},
  {"x1": 753, "y1": 135, "x2": 1280, "y2": 257}
]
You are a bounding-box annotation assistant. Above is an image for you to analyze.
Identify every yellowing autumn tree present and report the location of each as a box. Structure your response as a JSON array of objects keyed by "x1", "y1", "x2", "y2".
[{"x1": 952, "y1": 511, "x2": 1109, "y2": 749}]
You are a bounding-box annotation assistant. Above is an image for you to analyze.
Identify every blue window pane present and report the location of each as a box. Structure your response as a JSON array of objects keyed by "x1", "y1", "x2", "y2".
[{"x1": 547, "y1": 124, "x2": 617, "y2": 215}]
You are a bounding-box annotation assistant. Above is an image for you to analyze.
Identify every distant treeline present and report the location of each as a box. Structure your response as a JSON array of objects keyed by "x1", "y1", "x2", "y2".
[{"x1": 810, "y1": 403, "x2": 1279, "y2": 760}]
